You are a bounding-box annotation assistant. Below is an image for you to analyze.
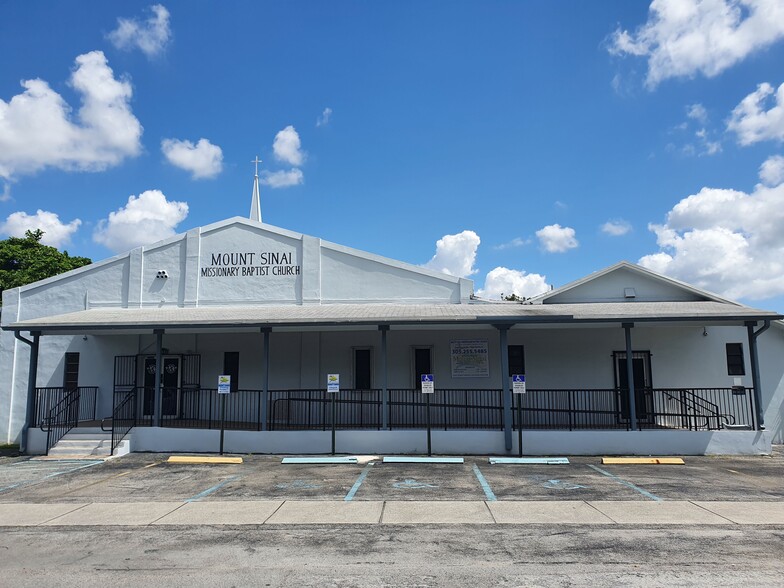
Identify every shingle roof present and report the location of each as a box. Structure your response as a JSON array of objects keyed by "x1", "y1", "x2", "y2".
[{"x1": 5, "y1": 300, "x2": 780, "y2": 333}]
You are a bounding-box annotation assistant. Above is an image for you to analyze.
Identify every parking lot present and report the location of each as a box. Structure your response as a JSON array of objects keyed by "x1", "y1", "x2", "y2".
[
  {"x1": 1, "y1": 449, "x2": 783, "y2": 505},
  {"x1": 2, "y1": 450, "x2": 784, "y2": 586}
]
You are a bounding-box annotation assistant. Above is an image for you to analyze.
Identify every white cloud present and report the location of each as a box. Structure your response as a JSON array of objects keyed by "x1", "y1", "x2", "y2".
[
  {"x1": 316, "y1": 107, "x2": 332, "y2": 127},
  {"x1": 273, "y1": 125, "x2": 305, "y2": 166},
  {"x1": 424, "y1": 230, "x2": 480, "y2": 277},
  {"x1": 476, "y1": 267, "x2": 550, "y2": 300},
  {"x1": 107, "y1": 4, "x2": 171, "y2": 58},
  {"x1": 759, "y1": 154, "x2": 784, "y2": 186},
  {"x1": 161, "y1": 138, "x2": 223, "y2": 179},
  {"x1": 0, "y1": 51, "x2": 142, "y2": 181},
  {"x1": 536, "y1": 224, "x2": 578, "y2": 253},
  {"x1": 0, "y1": 182, "x2": 10, "y2": 202},
  {"x1": 260, "y1": 168, "x2": 304, "y2": 188},
  {"x1": 608, "y1": 0, "x2": 784, "y2": 88},
  {"x1": 93, "y1": 190, "x2": 188, "y2": 253},
  {"x1": 601, "y1": 219, "x2": 632, "y2": 236},
  {"x1": 639, "y1": 177, "x2": 784, "y2": 300},
  {"x1": 727, "y1": 82, "x2": 784, "y2": 145},
  {"x1": 494, "y1": 237, "x2": 528, "y2": 250},
  {"x1": 687, "y1": 103, "x2": 708, "y2": 123},
  {"x1": 0, "y1": 210, "x2": 81, "y2": 248}
]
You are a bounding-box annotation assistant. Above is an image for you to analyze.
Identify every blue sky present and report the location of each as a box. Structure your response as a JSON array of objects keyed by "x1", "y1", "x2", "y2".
[{"x1": 2, "y1": 1, "x2": 784, "y2": 310}]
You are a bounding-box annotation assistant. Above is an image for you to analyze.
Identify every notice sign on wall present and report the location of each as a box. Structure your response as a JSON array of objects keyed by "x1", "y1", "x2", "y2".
[{"x1": 450, "y1": 340, "x2": 490, "y2": 378}]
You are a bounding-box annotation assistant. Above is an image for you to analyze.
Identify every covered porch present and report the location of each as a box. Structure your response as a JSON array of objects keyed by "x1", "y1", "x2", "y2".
[{"x1": 14, "y1": 300, "x2": 777, "y2": 456}]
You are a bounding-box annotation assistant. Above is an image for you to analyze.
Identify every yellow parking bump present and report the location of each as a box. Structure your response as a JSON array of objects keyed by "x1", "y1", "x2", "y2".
[
  {"x1": 602, "y1": 457, "x2": 685, "y2": 465},
  {"x1": 167, "y1": 456, "x2": 243, "y2": 464}
]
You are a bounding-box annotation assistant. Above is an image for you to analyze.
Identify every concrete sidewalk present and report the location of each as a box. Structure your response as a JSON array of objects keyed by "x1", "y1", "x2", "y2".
[{"x1": 1, "y1": 500, "x2": 783, "y2": 526}]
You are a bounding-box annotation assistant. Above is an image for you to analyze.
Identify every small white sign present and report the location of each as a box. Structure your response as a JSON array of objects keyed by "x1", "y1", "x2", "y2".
[
  {"x1": 327, "y1": 373, "x2": 340, "y2": 393},
  {"x1": 421, "y1": 374, "x2": 434, "y2": 394},
  {"x1": 512, "y1": 374, "x2": 526, "y2": 394},
  {"x1": 218, "y1": 375, "x2": 231, "y2": 394}
]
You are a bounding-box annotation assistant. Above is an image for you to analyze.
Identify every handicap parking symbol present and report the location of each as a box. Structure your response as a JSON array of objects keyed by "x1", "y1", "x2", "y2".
[{"x1": 393, "y1": 478, "x2": 438, "y2": 489}]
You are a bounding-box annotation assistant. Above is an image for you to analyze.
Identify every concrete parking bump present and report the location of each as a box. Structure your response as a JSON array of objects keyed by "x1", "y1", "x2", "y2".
[
  {"x1": 383, "y1": 457, "x2": 464, "y2": 464},
  {"x1": 489, "y1": 457, "x2": 570, "y2": 465},
  {"x1": 588, "y1": 501, "x2": 733, "y2": 525},
  {"x1": 168, "y1": 456, "x2": 243, "y2": 464},
  {"x1": 265, "y1": 500, "x2": 384, "y2": 524},
  {"x1": 382, "y1": 501, "x2": 494, "y2": 524},
  {"x1": 693, "y1": 501, "x2": 784, "y2": 525},
  {"x1": 41, "y1": 502, "x2": 184, "y2": 526},
  {"x1": 488, "y1": 501, "x2": 614, "y2": 524},
  {"x1": 0, "y1": 503, "x2": 88, "y2": 526},
  {"x1": 602, "y1": 457, "x2": 685, "y2": 465},
  {"x1": 154, "y1": 500, "x2": 283, "y2": 525},
  {"x1": 281, "y1": 457, "x2": 358, "y2": 464}
]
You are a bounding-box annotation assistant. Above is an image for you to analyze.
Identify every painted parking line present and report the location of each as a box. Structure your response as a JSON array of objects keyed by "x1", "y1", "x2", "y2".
[
  {"x1": 344, "y1": 463, "x2": 374, "y2": 501},
  {"x1": 587, "y1": 464, "x2": 662, "y2": 502},
  {"x1": 185, "y1": 475, "x2": 241, "y2": 502},
  {"x1": 0, "y1": 460, "x2": 102, "y2": 494},
  {"x1": 472, "y1": 464, "x2": 497, "y2": 502}
]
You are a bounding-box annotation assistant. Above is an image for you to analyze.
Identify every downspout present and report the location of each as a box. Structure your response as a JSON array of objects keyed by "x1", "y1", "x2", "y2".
[
  {"x1": 14, "y1": 330, "x2": 40, "y2": 453},
  {"x1": 746, "y1": 320, "x2": 771, "y2": 430}
]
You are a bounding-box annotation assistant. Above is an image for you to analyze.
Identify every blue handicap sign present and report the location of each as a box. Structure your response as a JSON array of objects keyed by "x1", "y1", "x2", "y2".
[
  {"x1": 512, "y1": 375, "x2": 525, "y2": 383},
  {"x1": 421, "y1": 374, "x2": 433, "y2": 382}
]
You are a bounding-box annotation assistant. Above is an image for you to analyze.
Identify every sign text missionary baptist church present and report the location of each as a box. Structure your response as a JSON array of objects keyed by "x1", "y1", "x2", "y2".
[{"x1": 200, "y1": 251, "x2": 301, "y2": 278}]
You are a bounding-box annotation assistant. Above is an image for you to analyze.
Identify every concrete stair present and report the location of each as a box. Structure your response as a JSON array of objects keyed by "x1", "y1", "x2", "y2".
[{"x1": 44, "y1": 430, "x2": 113, "y2": 460}]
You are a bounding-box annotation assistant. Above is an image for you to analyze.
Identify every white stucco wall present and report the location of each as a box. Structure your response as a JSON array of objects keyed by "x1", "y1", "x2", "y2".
[{"x1": 543, "y1": 266, "x2": 705, "y2": 304}]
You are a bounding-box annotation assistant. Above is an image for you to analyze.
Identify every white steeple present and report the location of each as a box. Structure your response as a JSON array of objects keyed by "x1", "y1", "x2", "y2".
[{"x1": 250, "y1": 156, "x2": 262, "y2": 222}]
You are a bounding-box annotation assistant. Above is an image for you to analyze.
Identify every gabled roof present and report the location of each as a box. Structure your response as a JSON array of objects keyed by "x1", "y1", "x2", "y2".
[
  {"x1": 13, "y1": 216, "x2": 469, "y2": 294},
  {"x1": 529, "y1": 261, "x2": 738, "y2": 306}
]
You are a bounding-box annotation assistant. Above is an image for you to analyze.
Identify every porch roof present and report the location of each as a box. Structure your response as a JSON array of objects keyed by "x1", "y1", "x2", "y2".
[{"x1": 4, "y1": 300, "x2": 781, "y2": 333}]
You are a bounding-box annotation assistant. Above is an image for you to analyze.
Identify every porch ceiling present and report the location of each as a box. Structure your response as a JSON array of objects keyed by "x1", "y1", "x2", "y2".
[{"x1": 3, "y1": 300, "x2": 781, "y2": 334}]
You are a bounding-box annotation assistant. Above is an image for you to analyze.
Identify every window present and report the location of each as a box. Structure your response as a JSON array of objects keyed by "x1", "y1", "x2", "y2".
[
  {"x1": 63, "y1": 352, "x2": 79, "y2": 390},
  {"x1": 508, "y1": 345, "x2": 525, "y2": 376},
  {"x1": 223, "y1": 352, "x2": 239, "y2": 392},
  {"x1": 413, "y1": 347, "x2": 432, "y2": 389},
  {"x1": 354, "y1": 348, "x2": 372, "y2": 389},
  {"x1": 726, "y1": 343, "x2": 745, "y2": 376}
]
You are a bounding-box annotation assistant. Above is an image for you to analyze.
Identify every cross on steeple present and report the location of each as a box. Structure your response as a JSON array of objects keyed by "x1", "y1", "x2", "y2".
[
  {"x1": 251, "y1": 156, "x2": 262, "y2": 177},
  {"x1": 250, "y1": 156, "x2": 262, "y2": 222}
]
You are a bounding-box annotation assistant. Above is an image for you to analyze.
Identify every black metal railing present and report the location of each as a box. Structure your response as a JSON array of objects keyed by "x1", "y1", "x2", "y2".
[
  {"x1": 111, "y1": 390, "x2": 138, "y2": 453},
  {"x1": 110, "y1": 386, "x2": 755, "y2": 433},
  {"x1": 41, "y1": 389, "x2": 81, "y2": 455},
  {"x1": 34, "y1": 387, "x2": 98, "y2": 427},
  {"x1": 650, "y1": 387, "x2": 753, "y2": 431}
]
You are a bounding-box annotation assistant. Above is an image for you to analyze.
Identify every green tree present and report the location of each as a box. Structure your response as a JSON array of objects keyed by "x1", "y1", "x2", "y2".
[{"x1": 0, "y1": 230, "x2": 91, "y2": 306}]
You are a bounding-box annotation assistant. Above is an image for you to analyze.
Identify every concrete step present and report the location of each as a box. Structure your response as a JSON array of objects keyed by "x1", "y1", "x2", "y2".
[
  {"x1": 59, "y1": 432, "x2": 111, "y2": 440},
  {"x1": 48, "y1": 433, "x2": 112, "y2": 458}
]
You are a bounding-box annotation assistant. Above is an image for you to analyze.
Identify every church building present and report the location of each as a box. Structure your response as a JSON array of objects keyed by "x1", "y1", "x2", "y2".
[{"x1": 2, "y1": 171, "x2": 783, "y2": 457}]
